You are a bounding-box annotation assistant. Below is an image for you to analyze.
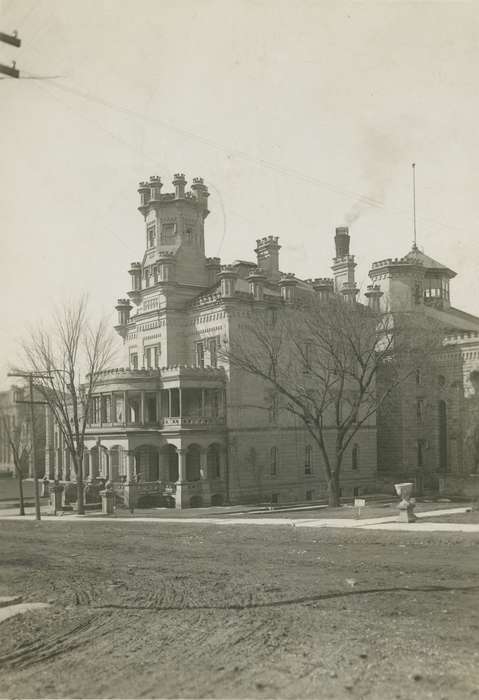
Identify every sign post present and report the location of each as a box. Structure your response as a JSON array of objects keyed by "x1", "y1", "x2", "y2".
[{"x1": 354, "y1": 498, "x2": 366, "y2": 519}]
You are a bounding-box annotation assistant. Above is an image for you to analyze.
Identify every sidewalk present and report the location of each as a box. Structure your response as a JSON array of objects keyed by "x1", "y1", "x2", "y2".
[{"x1": 0, "y1": 505, "x2": 477, "y2": 533}]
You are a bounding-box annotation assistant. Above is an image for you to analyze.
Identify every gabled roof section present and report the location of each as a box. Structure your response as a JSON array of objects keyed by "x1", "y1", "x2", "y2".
[{"x1": 402, "y1": 246, "x2": 456, "y2": 278}]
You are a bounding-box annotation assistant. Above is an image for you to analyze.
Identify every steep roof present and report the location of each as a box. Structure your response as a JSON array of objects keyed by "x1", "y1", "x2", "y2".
[{"x1": 402, "y1": 246, "x2": 456, "y2": 278}]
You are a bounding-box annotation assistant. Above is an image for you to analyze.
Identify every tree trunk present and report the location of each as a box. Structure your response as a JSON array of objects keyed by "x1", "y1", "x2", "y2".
[
  {"x1": 327, "y1": 470, "x2": 341, "y2": 508},
  {"x1": 75, "y1": 456, "x2": 85, "y2": 515},
  {"x1": 17, "y1": 473, "x2": 25, "y2": 516}
]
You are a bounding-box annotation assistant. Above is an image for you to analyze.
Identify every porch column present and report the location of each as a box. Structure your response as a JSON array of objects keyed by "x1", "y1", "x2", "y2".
[
  {"x1": 156, "y1": 391, "x2": 162, "y2": 422},
  {"x1": 140, "y1": 391, "x2": 145, "y2": 425},
  {"x1": 179, "y1": 389, "x2": 182, "y2": 419},
  {"x1": 126, "y1": 450, "x2": 136, "y2": 482},
  {"x1": 200, "y1": 447, "x2": 208, "y2": 480},
  {"x1": 110, "y1": 449, "x2": 119, "y2": 482},
  {"x1": 123, "y1": 391, "x2": 128, "y2": 424},
  {"x1": 168, "y1": 389, "x2": 172, "y2": 417},
  {"x1": 177, "y1": 448, "x2": 186, "y2": 483},
  {"x1": 201, "y1": 389, "x2": 205, "y2": 418}
]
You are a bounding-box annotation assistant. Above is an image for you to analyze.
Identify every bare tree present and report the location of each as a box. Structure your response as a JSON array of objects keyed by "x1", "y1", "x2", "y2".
[
  {"x1": 17, "y1": 297, "x2": 115, "y2": 514},
  {"x1": 221, "y1": 296, "x2": 443, "y2": 507},
  {"x1": 0, "y1": 404, "x2": 32, "y2": 516}
]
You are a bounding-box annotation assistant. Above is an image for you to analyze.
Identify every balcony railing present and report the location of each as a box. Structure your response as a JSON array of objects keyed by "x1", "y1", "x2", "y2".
[{"x1": 87, "y1": 415, "x2": 226, "y2": 430}]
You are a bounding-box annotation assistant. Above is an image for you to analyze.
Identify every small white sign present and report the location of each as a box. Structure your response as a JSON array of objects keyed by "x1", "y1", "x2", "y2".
[{"x1": 354, "y1": 498, "x2": 366, "y2": 508}]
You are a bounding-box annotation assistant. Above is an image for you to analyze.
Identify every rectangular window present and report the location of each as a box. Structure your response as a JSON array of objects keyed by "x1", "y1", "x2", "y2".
[
  {"x1": 269, "y1": 395, "x2": 278, "y2": 423},
  {"x1": 352, "y1": 443, "x2": 359, "y2": 470},
  {"x1": 271, "y1": 493, "x2": 279, "y2": 505},
  {"x1": 147, "y1": 224, "x2": 156, "y2": 248},
  {"x1": 101, "y1": 395, "x2": 111, "y2": 423},
  {"x1": 305, "y1": 490, "x2": 313, "y2": 501},
  {"x1": 161, "y1": 222, "x2": 176, "y2": 243},
  {"x1": 130, "y1": 353, "x2": 139, "y2": 370},
  {"x1": 416, "y1": 399, "x2": 424, "y2": 424},
  {"x1": 304, "y1": 341, "x2": 312, "y2": 370},
  {"x1": 304, "y1": 445, "x2": 312, "y2": 475},
  {"x1": 209, "y1": 337, "x2": 218, "y2": 368},
  {"x1": 196, "y1": 342, "x2": 205, "y2": 368},
  {"x1": 154, "y1": 346, "x2": 160, "y2": 369},
  {"x1": 270, "y1": 446, "x2": 278, "y2": 475},
  {"x1": 417, "y1": 439, "x2": 424, "y2": 467}
]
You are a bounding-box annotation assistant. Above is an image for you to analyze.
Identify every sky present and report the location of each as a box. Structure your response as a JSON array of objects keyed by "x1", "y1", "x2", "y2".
[{"x1": 1, "y1": 0, "x2": 479, "y2": 387}]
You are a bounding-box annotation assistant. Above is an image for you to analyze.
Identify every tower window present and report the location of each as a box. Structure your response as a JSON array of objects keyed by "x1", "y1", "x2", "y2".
[
  {"x1": 161, "y1": 223, "x2": 176, "y2": 243},
  {"x1": 147, "y1": 224, "x2": 156, "y2": 248},
  {"x1": 130, "y1": 353, "x2": 139, "y2": 370}
]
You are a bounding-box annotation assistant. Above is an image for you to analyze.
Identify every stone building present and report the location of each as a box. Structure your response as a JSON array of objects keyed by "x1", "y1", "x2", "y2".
[
  {"x1": 369, "y1": 245, "x2": 479, "y2": 494},
  {"x1": 45, "y1": 172, "x2": 479, "y2": 505},
  {"x1": 0, "y1": 385, "x2": 46, "y2": 477},
  {"x1": 47, "y1": 174, "x2": 377, "y2": 508}
]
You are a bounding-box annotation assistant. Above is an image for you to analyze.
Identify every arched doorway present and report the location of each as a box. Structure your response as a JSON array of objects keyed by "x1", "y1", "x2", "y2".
[
  {"x1": 207, "y1": 443, "x2": 221, "y2": 479},
  {"x1": 135, "y1": 445, "x2": 159, "y2": 481},
  {"x1": 186, "y1": 444, "x2": 201, "y2": 481},
  {"x1": 165, "y1": 445, "x2": 178, "y2": 482}
]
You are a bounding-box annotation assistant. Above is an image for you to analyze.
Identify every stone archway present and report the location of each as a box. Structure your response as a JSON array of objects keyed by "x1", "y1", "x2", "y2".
[
  {"x1": 135, "y1": 445, "x2": 160, "y2": 481},
  {"x1": 207, "y1": 443, "x2": 221, "y2": 479},
  {"x1": 186, "y1": 444, "x2": 201, "y2": 482},
  {"x1": 164, "y1": 445, "x2": 178, "y2": 482}
]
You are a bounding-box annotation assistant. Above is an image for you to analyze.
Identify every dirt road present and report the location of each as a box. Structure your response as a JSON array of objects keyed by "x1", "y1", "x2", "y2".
[{"x1": 0, "y1": 520, "x2": 478, "y2": 699}]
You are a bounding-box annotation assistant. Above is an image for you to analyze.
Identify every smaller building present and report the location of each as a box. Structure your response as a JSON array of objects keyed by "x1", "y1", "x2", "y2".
[{"x1": 0, "y1": 385, "x2": 46, "y2": 478}]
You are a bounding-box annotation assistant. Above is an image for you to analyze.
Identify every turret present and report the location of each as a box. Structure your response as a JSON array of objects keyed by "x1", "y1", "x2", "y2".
[
  {"x1": 191, "y1": 177, "x2": 210, "y2": 217},
  {"x1": 157, "y1": 251, "x2": 176, "y2": 283},
  {"x1": 114, "y1": 299, "x2": 132, "y2": 339},
  {"x1": 206, "y1": 257, "x2": 221, "y2": 286},
  {"x1": 218, "y1": 265, "x2": 238, "y2": 298},
  {"x1": 149, "y1": 175, "x2": 162, "y2": 201},
  {"x1": 312, "y1": 278, "x2": 334, "y2": 301},
  {"x1": 128, "y1": 262, "x2": 142, "y2": 305},
  {"x1": 364, "y1": 284, "x2": 383, "y2": 312},
  {"x1": 172, "y1": 173, "x2": 186, "y2": 199},
  {"x1": 279, "y1": 273, "x2": 298, "y2": 303},
  {"x1": 247, "y1": 268, "x2": 267, "y2": 301}
]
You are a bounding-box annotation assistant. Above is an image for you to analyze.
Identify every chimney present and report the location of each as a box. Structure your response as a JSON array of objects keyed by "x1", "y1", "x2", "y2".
[
  {"x1": 334, "y1": 226, "x2": 350, "y2": 258},
  {"x1": 206, "y1": 257, "x2": 221, "y2": 286},
  {"x1": 365, "y1": 284, "x2": 383, "y2": 312},
  {"x1": 254, "y1": 236, "x2": 281, "y2": 280}
]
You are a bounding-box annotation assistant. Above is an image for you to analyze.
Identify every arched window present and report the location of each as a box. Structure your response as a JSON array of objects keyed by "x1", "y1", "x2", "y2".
[
  {"x1": 352, "y1": 443, "x2": 359, "y2": 470},
  {"x1": 207, "y1": 444, "x2": 221, "y2": 480},
  {"x1": 270, "y1": 446, "x2": 278, "y2": 476},
  {"x1": 186, "y1": 444, "x2": 201, "y2": 481},
  {"x1": 304, "y1": 445, "x2": 312, "y2": 475}
]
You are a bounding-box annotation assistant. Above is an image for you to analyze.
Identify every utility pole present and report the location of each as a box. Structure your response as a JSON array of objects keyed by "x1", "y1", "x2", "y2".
[
  {"x1": 0, "y1": 30, "x2": 21, "y2": 79},
  {"x1": 8, "y1": 372, "x2": 48, "y2": 521}
]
